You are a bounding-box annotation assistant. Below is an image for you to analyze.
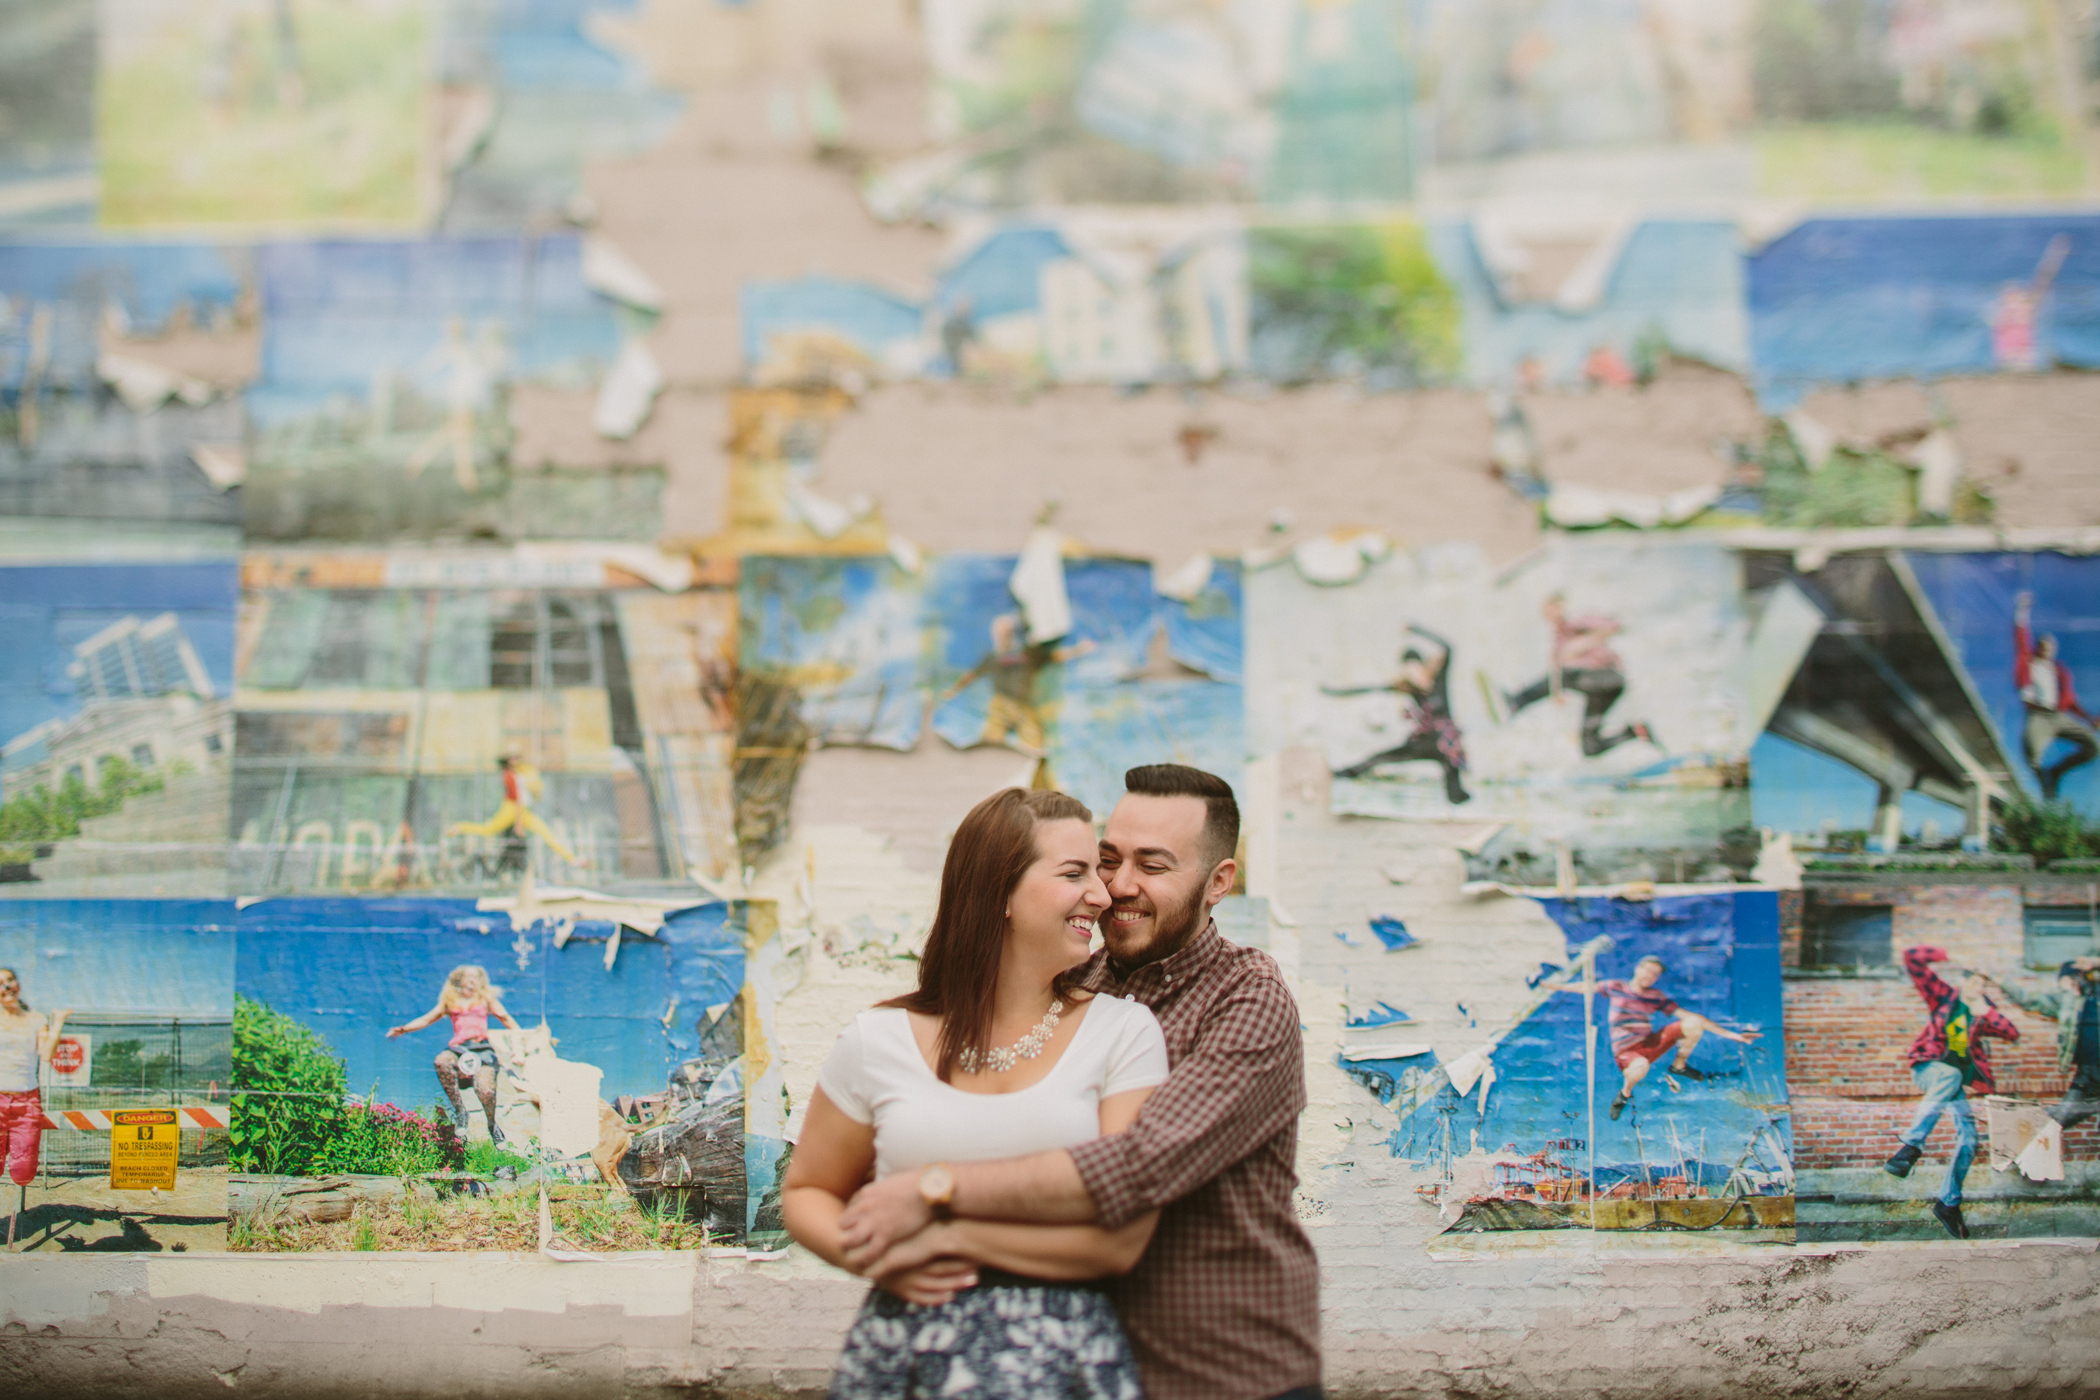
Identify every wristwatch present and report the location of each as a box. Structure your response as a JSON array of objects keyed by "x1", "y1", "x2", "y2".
[{"x1": 918, "y1": 1162, "x2": 956, "y2": 1220}]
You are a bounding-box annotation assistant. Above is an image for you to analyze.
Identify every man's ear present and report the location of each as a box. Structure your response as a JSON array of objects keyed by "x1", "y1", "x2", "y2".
[{"x1": 1205, "y1": 858, "x2": 1238, "y2": 908}]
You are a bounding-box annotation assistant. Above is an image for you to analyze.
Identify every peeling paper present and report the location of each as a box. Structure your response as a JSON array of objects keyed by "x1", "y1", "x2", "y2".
[
  {"x1": 98, "y1": 351, "x2": 213, "y2": 413},
  {"x1": 594, "y1": 340, "x2": 664, "y2": 439},
  {"x1": 531, "y1": 1058, "x2": 607, "y2": 1159},
  {"x1": 1010, "y1": 527, "x2": 1073, "y2": 642},
  {"x1": 1985, "y1": 1096, "x2": 2065, "y2": 1182},
  {"x1": 1911, "y1": 429, "x2": 1963, "y2": 517},
  {"x1": 1544, "y1": 482, "x2": 1720, "y2": 529},
  {"x1": 582, "y1": 235, "x2": 666, "y2": 314},
  {"x1": 517, "y1": 542, "x2": 694, "y2": 593},
  {"x1": 1291, "y1": 532, "x2": 1390, "y2": 586},
  {"x1": 786, "y1": 478, "x2": 868, "y2": 540},
  {"x1": 1157, "y1": 552, "x2": 1214, "y2": 602},
  {"x1": 1442, "y1": 1046, "x2": 1492, "y2": 1097},
  {"x1": 1782, "y1": 410, "x2": 1836, "y2": 472},
  {"x1": 888, "y1": 534, "x2": 924, "y2": 575},
  {"x1": 479, "y1": 875, "x2": 698, "y2": 938},
  {"x1": 188, "y1": 442, "x2": 246, "y2": 491}
]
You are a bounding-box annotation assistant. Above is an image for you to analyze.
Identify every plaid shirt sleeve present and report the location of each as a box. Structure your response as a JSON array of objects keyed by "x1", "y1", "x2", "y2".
[{"x1": 1069, "y1": 971, "x2": 1304, "y2": 1230}]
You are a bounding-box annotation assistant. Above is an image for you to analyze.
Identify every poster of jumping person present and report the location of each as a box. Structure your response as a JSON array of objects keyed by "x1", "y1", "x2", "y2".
[{"x1": 1249, "y1": 537, "x2": 1750, "y2": 887}]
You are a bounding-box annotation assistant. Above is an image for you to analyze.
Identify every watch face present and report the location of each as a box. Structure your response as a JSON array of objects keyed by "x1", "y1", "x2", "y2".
[{"x1": 920, "y1": 1164, "x2": 954, "y2": 1204}]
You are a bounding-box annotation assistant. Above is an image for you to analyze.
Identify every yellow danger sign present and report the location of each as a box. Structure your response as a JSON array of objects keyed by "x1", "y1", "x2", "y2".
[{"x1": 109, "y1": 1110, "x2": 178, "y2": 1191}]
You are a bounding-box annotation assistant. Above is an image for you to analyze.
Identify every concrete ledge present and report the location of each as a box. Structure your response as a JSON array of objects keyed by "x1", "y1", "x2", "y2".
[{"x1": 0, "y1": 1242, "x2": 2096, "y2": 1398}]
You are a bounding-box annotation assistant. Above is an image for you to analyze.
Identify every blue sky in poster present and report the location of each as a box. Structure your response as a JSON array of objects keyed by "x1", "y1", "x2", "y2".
[
  {"x1": 1749, "y1": 733, "x2": 1966, "y2": 838},
  {"x1": 933, "y1": 226, "x2": 1072, "y2": 319},
  {"x1": 1906, "y1": 550, "x2": 2100, "y2": 812},
  {"x1": 740, "y1": 555, "x2": 924, "y2": 750},
  {"x1": 249, "y1": 236, "x2": 622, "y2": 424},
  {"x1": 740, "y1": 279, "x2": 925, "y2": 371},
  {"x1": 1392, "y1": 893, "x2": 1789, "y2": 1188},
  {"x1": 928, "y1": 555, "x2": 1244, "y2": 814},
  {"x1": 236, "y1": 897, "x2": 729, "y2": 1108},
  {"x1": 1434, "y1": 220, "x2": 1748, "y2": 386},
  {"x1": 0, "y1": 562, "x2": 238, "y2": 752},
  {"x1": 0, "y1": 900, "x2": 235, "y2": 1019},
  {"x1": 1748, "y1": 216, "x2": 2100, "y2": 405}
]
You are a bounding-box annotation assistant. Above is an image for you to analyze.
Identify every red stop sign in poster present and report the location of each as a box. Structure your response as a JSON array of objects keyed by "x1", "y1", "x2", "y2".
[{"x1": 51, "y1": 1037, "x2": 85, "y2": 1075}]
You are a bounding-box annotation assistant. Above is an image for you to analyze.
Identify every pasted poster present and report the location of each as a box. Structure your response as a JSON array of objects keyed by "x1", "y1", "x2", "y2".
[
  {"x1": 0, "y1": 557, "x2": 238, "y2": 896},
  {"x1": 1342, "y1": 892, "x2": 1790, "y2": 1248},
  {"x1": 927, "y1": 551, "x2": 1244, "y2": 821},
  {"x1": 434, "y1": 0, "x2": 682, "y2": 233},
  {"x1": 883, "y1": 0, "x2": 1412, "y2": 214},
  {"x1": 241, "y1": 236, "x2": 652, "y2": 543},
  {"x1": 734, "y1": 548, "x2": 1245, "y2": 864},
  {"x1": 1416, "y1": 0, "x2": 2089, "y2": 204},
  {"x1": 232, "y1": 549, "x2": 737, "y2": 895},
  {"x1": 231, "y1": 895, "x2": 763, "y2": 1251},
  {"x1": 1749, "y1": 215, "x2": 2100, "y2": 404},
  {"x1": 0, "y1": 899, "x2": 235, "y2": 1253},
  {"x1": 0, "y1": 241, "x2": 251, "y2": 524},
  {"x1": 98, "y1": 0, "x2": 430, "y2": 228},
  {"x1": 0, "y1": 0, "x2": 96, "y2": 225},
  {"x1": 1249, "y1": 537, "x2": 1752, "y2": 887}
]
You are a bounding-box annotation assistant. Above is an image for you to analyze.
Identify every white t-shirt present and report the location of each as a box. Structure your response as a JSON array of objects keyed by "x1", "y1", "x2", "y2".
[
  {"x1": 816, "y1": 994, "x2": 1169, "y2": 1178},
  {"x1": 0, "y1": 1011, "x2": 47, "y2": 1093}
]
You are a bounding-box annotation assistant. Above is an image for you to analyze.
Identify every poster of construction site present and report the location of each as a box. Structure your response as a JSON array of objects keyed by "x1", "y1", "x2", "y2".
[
  {"x1": 231, "y1": 547, "x2": 737, "y2": 897},
  {"x1": 0, "y1": 556, "x2": 238, "y2": 897},
  {"x1": 1339, "y1": 891, "x2": 1793, "y2": 1251},
  {"x1": 0, "y1": 899, "x2": 235, "y2": 1253},
  {"x1": 228, "y1": 894, "x2": 771, "y2": 1253},
  {"x1": 1750, "y1": 545, "x2": 2100, "y2": 1241}
]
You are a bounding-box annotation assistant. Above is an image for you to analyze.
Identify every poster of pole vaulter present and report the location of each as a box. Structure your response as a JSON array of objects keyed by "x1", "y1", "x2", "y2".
[
  {"x1": 927, "y1": 544, "x2": 1245, "y2": 821},
  {"x1": 230, "y1": 894, "x2": 766, "y2": 1251},
  {"x1": 0, "y1": 555, "x2": 238, "y2": 897},
  {"x1": 0, "y1": 899, "x2": 236, "y2": 1254},
  {"x1": 232, "y1": 547, "x2": 738, "y2": 897},
  {"x1": 1248, "y1": 536, "x2": 1753, "y2": 887},
  {"x1": 1338, "y1": 891, "x2": 1791, "y2": 1248}
]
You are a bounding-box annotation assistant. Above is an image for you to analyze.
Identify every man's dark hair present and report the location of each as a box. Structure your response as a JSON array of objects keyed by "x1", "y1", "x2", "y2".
[{"x1": 1124, "y1": 764, "x2": 1239, "y2": 871}]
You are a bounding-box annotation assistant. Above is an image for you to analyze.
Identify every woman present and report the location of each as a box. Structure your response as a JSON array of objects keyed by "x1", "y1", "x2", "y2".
[
  {"x1": 786, "y1": 788, "x2": 1168, "y2": 1400},
  {"x1": 0, "y1": 968, "x2": 70, "y2": 1202},
  {"x1": 386, "y1": 965, "x2": 521, "y2": 1143}
]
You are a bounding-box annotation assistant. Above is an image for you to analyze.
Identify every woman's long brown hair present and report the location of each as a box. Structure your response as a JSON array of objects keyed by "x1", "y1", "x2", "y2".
[{"x1": 884, "y1": 787, "x2": 1094, "y2": 1081}]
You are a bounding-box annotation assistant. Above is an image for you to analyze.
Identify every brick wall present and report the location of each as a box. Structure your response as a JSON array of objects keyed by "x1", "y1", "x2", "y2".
[{"x1": 1786, "y1": 880, "x2": 2097, "y2": 1169}]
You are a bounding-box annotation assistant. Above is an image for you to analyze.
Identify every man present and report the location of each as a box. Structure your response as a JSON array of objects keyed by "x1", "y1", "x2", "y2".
[
  {"x1": 1502, "y1": 593, "x2": 1655, "y2": 758},
  {"x1": 1327, "y1": 622, "x2": 1470, "y2": 805},
  {"x1": 1996, "y1": 954, "x2": 2100, "y2": 1133},
  {"x1": 1591, "y1": 956, "x2": 1762, "y2": 1122},
  {"x1": 939, "y1": 612, "x2": 1093, "y2": 756},
  {"x1": 1882, "y1": 946, "x2": 2020, "y2": 1240},
  {"x1": 837, "y1": 764, "x2": 1321, "y2": 1400},
  {"x1": 2014, "y1": 591, "x2": 2097, "y2": 801}
]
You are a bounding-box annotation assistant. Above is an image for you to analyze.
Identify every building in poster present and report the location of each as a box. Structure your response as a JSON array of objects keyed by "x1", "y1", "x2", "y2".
[
  {"x1": 0, "y1": 559, "x2": 238, "y2": 896},
  {"x1": 232, "y1": 548, "x2": 737, "y2": 896}
]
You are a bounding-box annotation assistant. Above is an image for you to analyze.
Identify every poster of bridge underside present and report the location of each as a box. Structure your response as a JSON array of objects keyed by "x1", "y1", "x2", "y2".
[{"x1": 1339, "y1": 891, "x2": 1792, "y2": 1249}]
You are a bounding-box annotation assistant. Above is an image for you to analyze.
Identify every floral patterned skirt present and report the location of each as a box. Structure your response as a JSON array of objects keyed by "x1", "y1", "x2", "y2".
[{"x1": 828, "y1": 1277, "x2": 1145, "y2": 1400}]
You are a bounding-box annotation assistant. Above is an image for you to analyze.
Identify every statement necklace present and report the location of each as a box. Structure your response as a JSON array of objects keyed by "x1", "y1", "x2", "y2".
[{"x1": 956, "y1": 999, "x2": 1063, "y2": 1074}]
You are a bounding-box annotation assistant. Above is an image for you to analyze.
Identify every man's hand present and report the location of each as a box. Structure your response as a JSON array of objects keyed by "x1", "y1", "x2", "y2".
[
  {"x1": 875, "y1": 1256, "x2": 977, "y2": 1308},
  {"x1": 862, "y1": 1220, "x2": 956, "y2": 1284},
  {"x1": 838, "y1": 1171, "x2": 935, "y2": 1273}
]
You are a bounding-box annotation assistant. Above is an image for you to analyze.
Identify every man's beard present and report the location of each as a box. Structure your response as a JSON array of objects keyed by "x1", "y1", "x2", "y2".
[{"x1": 1106, "y1": 878, "x2": 1210, "y2": 969}]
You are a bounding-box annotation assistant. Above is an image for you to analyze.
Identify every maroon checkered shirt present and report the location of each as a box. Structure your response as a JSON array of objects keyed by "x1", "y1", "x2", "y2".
[{"x1": 1070, "y1": 923, "x2": 1321, "y2": 1400}]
